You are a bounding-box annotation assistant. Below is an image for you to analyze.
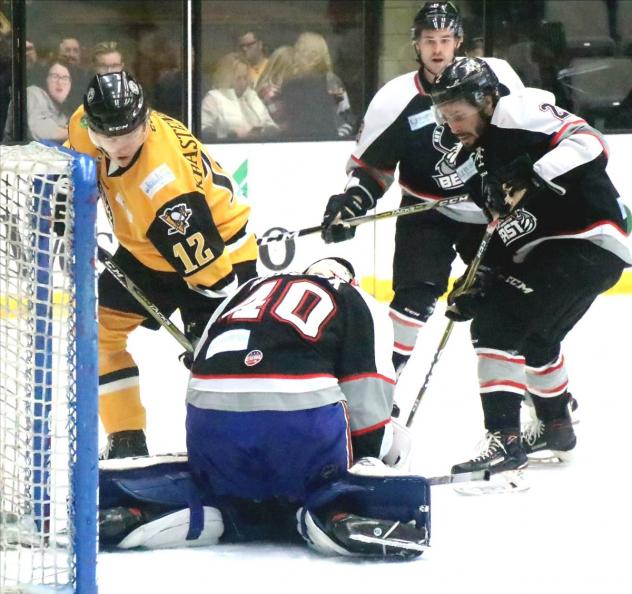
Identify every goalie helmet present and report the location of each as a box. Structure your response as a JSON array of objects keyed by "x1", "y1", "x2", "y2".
[
  {"x1": 412, "y1": 1, "x2": 463, "y2": 40},
  {"x1": 304, "y1": 257, "x2": 356, "y2": 284},
  {"x1": 430, "y1": 57, "x2": 499, "y2": 109},
  {"x1": 83, "y1": 71, "x2": 148, "y2": 136}
]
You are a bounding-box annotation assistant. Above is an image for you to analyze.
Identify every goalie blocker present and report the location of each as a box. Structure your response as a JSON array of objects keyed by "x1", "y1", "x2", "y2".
[{"x1": 99, "y1": 455, "x2": 430, "y2": 559}]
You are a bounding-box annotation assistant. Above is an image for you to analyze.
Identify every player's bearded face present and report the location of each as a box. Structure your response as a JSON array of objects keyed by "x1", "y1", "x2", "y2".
[
  {"x1": 416, "y1": 29, "x2": 461, "y2": 79},
  {"x1": 88, "y1": 124, "x2": 148, "y2": 168},
  {"x1": 434, "y1": 99, "x2": 491, "y2": 149}
]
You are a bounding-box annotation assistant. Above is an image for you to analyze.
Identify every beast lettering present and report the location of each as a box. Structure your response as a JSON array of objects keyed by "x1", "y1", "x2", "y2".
[{"x1": 497, "y1": 209, "x2": 537, "y2": 245}]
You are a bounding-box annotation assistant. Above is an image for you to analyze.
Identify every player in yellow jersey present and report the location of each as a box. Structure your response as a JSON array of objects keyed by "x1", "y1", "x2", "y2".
[{"x1": 67, "y1": 71, "x2": 258, "y2": 458}]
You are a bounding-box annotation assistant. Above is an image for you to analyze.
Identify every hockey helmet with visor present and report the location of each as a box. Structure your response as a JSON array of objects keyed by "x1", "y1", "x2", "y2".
[{"x1": 430, "y1": 57, "x2": 500, "y2": 125}]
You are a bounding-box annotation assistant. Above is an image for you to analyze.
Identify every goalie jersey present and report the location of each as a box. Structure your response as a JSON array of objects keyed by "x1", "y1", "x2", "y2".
[
  {"x1": 347, "y1": 57, "x2": 524, "y2": 224},
  {"x1": 67, "y1": 106, "x2": 257, "y2": 295},
  {"x1": 187, "y1": 273, "x2": 396, "y2": 438}
]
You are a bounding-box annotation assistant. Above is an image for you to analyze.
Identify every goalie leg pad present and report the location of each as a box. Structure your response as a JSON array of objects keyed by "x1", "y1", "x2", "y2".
[
  {"x1": 100, "y1": 455, "x2": 209, "y2": 542},
  {"x1": 297, "y1": 459, "x2": 430, "y2": 558},
  {"x1": 117, "y1": 506, "x2": 223, "y2": 550}
]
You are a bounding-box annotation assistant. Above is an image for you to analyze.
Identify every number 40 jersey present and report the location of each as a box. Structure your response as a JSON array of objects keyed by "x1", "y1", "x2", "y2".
[{"x1": 187, "y1": 273, "x2": 396, "y2": 436}]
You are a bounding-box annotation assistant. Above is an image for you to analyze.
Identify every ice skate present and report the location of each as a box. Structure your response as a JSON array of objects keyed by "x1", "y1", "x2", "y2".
[
  {"x1": 100, "y1": 430, "x2": 149, "y2": 460},
  {"x1": 521, "y1": 416, "x2": 576, "y2": 464},
  {"x1": 451, "y1": 431, "x2": 529, "y2": 495}
]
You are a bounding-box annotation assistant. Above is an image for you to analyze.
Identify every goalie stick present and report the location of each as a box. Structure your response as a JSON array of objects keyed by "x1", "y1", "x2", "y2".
[
  {"x1": 97, "y1": 246, "x2": 194, "y2": 353},
  {"x1": 257, "y1": 194, "x2": 471, "y2": 246},
  {"x1": 406, "y1": 216, "x2": 501, "y2": 428}
]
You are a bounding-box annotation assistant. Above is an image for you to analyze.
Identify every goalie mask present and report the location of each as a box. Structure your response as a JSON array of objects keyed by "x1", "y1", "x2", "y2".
[
  {"x1": 83, "y1": 71, "x2": 148, "y2": 137},
  {"x1": 304, "y1": 257, "x2": 356, "y2": 284}
]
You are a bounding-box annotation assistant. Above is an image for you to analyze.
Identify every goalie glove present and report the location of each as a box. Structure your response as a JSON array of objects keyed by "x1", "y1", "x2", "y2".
[
  {"x1": 321, "y1": 188, "x2": 374, "y2": 244},
  {"x1": 483, "y1": 154, "x2": 542, "y2": 218},
  {"x1": 381, "y1": 419, "x2": 413, "y2": 471}
]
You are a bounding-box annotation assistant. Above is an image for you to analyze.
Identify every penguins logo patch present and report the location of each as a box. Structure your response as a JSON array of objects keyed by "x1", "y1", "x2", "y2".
[{"x1": 159, "y1": 203, "x2": 192, "y2": 235}]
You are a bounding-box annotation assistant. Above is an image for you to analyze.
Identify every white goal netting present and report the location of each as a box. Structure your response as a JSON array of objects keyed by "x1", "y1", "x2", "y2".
[{"x1": 0, "y1": 142, "x2": 98, "y2": 594}]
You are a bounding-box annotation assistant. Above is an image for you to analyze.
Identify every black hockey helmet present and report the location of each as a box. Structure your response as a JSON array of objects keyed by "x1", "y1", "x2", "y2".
[
  {"x1": 411, "y1": 1, "x2": 463, "y2": 40},
  {"x1": 83, "y1": 71, "x2": 148, "y2": 137},
  {"x1": 430, "y1": 57, "x2": 499, "y2": 109},
  {"x1": 304, "y1": 257, "x2": 356, "y2": 284}
]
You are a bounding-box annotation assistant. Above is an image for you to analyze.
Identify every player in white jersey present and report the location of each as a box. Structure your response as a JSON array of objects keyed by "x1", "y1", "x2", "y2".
[{"x1": 320, "y1": 2, "x2": 524, "y2": 380}]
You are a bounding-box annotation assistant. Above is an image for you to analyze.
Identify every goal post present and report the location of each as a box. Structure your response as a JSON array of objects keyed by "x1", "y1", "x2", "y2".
[{"x1": 0, "y1": 142, "x2": 99, "y2": 594}]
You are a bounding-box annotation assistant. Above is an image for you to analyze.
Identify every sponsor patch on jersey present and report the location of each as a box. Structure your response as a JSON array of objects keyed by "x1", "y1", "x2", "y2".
[
  {"x1": 498, "y1": 209, "x2": 537, "y2": 245},
  {"x1": 140, "y1": 164, "x2": 176, "y2": 199},
  {"x1": 407, "y1": 110, "x2": 434, "y2": 131},
  {"x1": 159, "y1": 203, "x2": 192, "y2": 235},
  {"x1": 244, "y1": 349, "x2": 263, "y2": 367}
]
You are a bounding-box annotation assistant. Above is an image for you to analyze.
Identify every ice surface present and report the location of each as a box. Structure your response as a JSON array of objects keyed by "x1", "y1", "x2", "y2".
[{"x1": 97, "y1": 295, "x2": 632, "y2": 594}]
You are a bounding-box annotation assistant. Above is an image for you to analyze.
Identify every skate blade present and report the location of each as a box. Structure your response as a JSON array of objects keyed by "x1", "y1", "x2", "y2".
[
  {"x1": 454, "y1": 469, "x2": 530, "y2": 495},
  {"x1": 527, "y1": 449, "x2": 574, "y2": 465}
]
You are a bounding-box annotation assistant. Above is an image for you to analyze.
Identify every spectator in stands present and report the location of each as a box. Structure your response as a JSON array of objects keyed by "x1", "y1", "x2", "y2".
[
  {"x1": 91, "y1": 41, "x2": 125, "y2": 75},
  {"x1": 153, "y1": 37, "x2": 183, "y2": 119},
  {"x1": 278, "y1": 32, "x2": 355, "y2": 140},
  {"x1": 3, "y1": 59, "x2": 72, "y2": 143},
  {"x1": 25, "y1": 39, "x2": 48, "y2": 87},
  {"x1": 255, "y1": 45, "x2": 295, "y2": 127},
  {"x1": 238, "y1": 30, "x2": 268, "y2": 86},
  {"x1": 58, "y1": 36, "x2": 91, "y2": 111},
  {"x1": 201, "y1": 52, "x2": 277, "y2": 141},
  {"x1": 58, "y1": 37, "x2": 81, "y2": 66}
]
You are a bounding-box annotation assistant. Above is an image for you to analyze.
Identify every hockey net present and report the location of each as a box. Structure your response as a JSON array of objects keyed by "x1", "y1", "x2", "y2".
[{"x1": 0, "y1": 143, "x2": 98, "y2": 594}]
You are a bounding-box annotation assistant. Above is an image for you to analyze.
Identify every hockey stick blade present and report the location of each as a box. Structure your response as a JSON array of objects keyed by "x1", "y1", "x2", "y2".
[
  {"x1": 257, "y1": 194, "x2": 470, "y2": 245},
  {"x1": 427, "y1": 469, "x2": 491, "y2": 486}
]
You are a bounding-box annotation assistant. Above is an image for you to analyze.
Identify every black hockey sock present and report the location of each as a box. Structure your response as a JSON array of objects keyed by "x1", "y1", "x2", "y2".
[
  {"x1": 530, "y1": 392, "x2": 571, "y2": 423},
  {"x1": 481, "y1": 392, "x2": 522, "y2": 433},
  {"x1": 392, "y1": 352, "x2": 410, "y2": 374}
]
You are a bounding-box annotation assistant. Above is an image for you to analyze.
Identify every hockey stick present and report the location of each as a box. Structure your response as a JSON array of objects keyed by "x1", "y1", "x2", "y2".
[
  {"x1": 405, "y1": 217, "x2": 501, "y2": 428},
  {"x1": 97, "y1": 246, "x2": 194, "y2": 353},
  {"x1": 257, "y1": 194, "x2": 471, "y2": 246},
  {"x1": 427, "y1": 469, "x2": 490, "y2": 486}
]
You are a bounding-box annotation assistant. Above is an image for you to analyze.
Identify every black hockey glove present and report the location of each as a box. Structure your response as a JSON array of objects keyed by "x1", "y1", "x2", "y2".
[
  {"x1": 483, "y1": 155, "x2": 542, "y2": 218},
  {"x1": 445, "y1": 265, "x2": 495, "y2": 322},
  {"x1": 321, "y1": 188, "x2": 374, "y2": 244}
]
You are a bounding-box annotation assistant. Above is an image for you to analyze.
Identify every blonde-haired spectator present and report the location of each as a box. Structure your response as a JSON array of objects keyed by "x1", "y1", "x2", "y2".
[
  {"x1": 278, "y1": 32, "x2": 355, "y2": 140},
  {"x1": 255, "y1": 45, "x2": 295, "y2": 126},
  {"x1": 201, "y1": 52, "x2": 277, "y2": 141},
  {"x1": 91, "y1": 41, "x2": 125, "y2": 75}
]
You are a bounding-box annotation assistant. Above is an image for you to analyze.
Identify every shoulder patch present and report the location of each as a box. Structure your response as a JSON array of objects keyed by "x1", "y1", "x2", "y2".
[
  {"x1": 140, "y1": 164, "x2": 176, "y2": 199},
  {"x1": 497, "y1": 209, "x2": 537, "y2": 245},
  {"x1": 159, "y1": 203, "x2": 192, "y2": 235},
  {"x1": 407, "y1": 109, "x2": 434, "y2": 131}
]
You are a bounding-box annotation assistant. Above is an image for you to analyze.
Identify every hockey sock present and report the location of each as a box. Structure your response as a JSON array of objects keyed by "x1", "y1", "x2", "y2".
[
  {"x1": 481, "y1": 392, "x2": 522, "y2": 433},
  {"x1": 530, "y1": 392, "x2": 571, "y2": 423}
]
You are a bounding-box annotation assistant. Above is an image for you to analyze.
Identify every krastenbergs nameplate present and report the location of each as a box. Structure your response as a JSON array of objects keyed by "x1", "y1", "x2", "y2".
[{"x1": 408, "y1": 110, "x2": 434, "y2": 131}]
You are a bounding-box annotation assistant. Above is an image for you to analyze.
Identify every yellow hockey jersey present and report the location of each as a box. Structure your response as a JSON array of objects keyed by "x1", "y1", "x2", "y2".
[{"x1": 67, "y1": 106, "x2": 257, "y2": 294}]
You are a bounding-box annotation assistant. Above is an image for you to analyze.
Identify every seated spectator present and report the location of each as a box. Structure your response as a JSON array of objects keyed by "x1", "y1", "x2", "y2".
[
  {"x1": 58, "y1": 36, "x2": 91, "y2": 111},
  {"x1": 238, "y1": 30, "x2": 268, "y2": 86},
  {"x1": 3, "y1": 59, "x2": 72, "y2": 143},
  {"x1": 91, "y1": 41, "x2": 125, "y2": 75},
  {"x1": 201, "y1": 52, "x2": 277, "y2": 141},
  {"x1": 255, "y1": 45, "x2": 295, "y2": 126},
  {"x1": 278, "y1": 32, "x2": 356, "y2": 140}
]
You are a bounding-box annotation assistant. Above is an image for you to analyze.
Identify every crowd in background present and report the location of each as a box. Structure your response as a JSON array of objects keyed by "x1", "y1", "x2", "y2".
[
  {"x1": 1, "y1": 1, "x2": 632, "y2": 145},
  {"x1": 0, "y1": 27, "x2": 358, "y2": 145}
]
